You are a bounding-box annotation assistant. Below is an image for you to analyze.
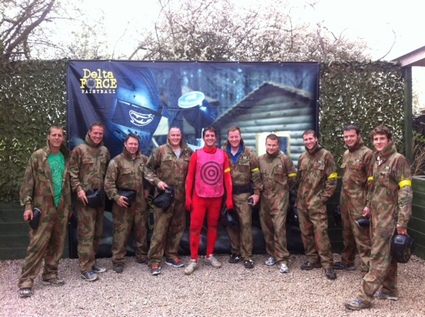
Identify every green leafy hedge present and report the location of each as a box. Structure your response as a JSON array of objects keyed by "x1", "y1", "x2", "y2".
[
  {"x1": 0, "y1": 60, "x2": 406, "y2": 202},
  {"x1": 0, "y1": 60, "x2": 67, "y2": 202},
  {"x1": 320, "y1": 61, "x2": 405, "y2": 169}
]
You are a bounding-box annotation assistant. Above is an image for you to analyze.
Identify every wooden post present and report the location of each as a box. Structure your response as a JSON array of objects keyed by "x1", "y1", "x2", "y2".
[{"x1": 403, "y1": 66, "x2": 413, "y2": 162}]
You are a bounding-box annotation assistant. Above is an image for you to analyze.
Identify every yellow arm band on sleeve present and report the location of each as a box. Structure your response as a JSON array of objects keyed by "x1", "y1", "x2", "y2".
[
  {"x1": 327, "y1": 172, "x2": 338, "y2": 180},
  {"x1": 251, "y1": 167, "x2": 259, "y2": 173},
  {"x1": 398, "y1": 180, "x2": 412, "y2": 188},
  {"x1": 367, "y1": 176, "x2": 373, "y2": 182},
  {"x1": 224, "y1": 167, "x2": 231, "y2": 173},
  {"x1": 288, "y1": 173, "x2": 297, "y2": 178}
]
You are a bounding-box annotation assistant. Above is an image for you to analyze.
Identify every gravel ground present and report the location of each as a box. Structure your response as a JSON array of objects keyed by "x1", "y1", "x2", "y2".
[{"x1": 1, "y1": 254, "x2": 425, "y2": 317}]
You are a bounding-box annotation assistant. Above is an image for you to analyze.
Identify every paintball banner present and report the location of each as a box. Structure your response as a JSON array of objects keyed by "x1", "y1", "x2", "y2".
[{"x1": 66, "y1": 61, "x2": 319, "y2": 258}]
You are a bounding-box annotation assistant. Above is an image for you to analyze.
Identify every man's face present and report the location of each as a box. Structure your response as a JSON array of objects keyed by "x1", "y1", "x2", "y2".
[
  {"x1": 124, "y1": 137, "x2": 139, "y2": 155},
  {"x1": 89, "y1": 126, "x2": 104, "y2": 146},
  {"x1": 48, "y1": 128, "x2": 65, "y2": 150},
  {"x1": 303, "y1": 133, "x2": 318, "y2": 151},
  {"x1": 343, "y1": 129, "x2": 360, "y2": 149},
  {"x1": 228, "y1": 130, "x2": 241, "y2": 149},
  {"x1": 266, "y1": 138, "x2": 279, "y2": 155},
  {"x1": 372, "y1": 133, "x2": 390, "y2": 152},
  {"x1": 168, "y1": 128, "x2": 182, "y2": 147},
  {"x1": 203, "y1": 130, "x2": 217, "y2": 148}
]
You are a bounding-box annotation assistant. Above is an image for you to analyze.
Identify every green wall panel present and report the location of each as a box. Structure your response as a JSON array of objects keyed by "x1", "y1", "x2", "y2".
[{"x1": 412, "y1": 176, "x2": 425, "y2": 259}]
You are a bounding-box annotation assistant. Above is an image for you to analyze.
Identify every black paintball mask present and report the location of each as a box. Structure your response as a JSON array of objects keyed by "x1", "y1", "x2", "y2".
[{"x1": 152, "y1": 186, "x2": 175, "y2": 211}]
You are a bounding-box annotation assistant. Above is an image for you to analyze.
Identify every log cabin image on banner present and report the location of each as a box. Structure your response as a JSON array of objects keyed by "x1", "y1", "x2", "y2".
[{"x1": 66, "y1": 61, "x2": 319, "y2": 258}]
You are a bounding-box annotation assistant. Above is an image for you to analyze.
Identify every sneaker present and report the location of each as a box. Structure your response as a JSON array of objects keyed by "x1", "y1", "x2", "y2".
[
  {"x1": 244, "y1": 259, "x2": 254, "y2": 269},
  {"x1": 92, "y1": 264, "x2": 107, "y2": 273},
  {"x1": 229, "y1": 254, "x2": 242, "y2": 264},
  {"x1": 184, "y1": 259, "x2": 198, "y2": 275},
  {"x1": 113, "y1": 263, "x2": 124, "y2": 274},
  {"x1": 325, "y1": 268, "x2": 337, "y2": 280},
  {"x1": 279, "y1": 263, "x2": 289, "y2": 273},
  {"x1": 151, "y1": 265, "x2": 162, "y2": 276},
  {"x1": 81, "y1": 271, "x2": 98, "y2": 282},
  {"x1": 374, "y1": 290, "x2": 398, "y2": 301},
  {"x1": 165, "y1": 257, "x2": 184, "y2": 268},
  {"x1": 206, "y1": 254, "x2": 222, "y2": 268},
  {"x1": 300, "y1": 261, "x2": 321, "y2": 270},
  {"x1": 344, "y1": 298, "x2": 371, "y2": 310},
  {"x1": 41, "y1": 277, "x2": 65, "y2": 286},
  {"x1": 265, "y1": 257, "x2": 277, "y2": 266},
  {"x1": 18, "y1": 288, "x2": 32, "y2": 298},
  {"x1": 333, "y1": 261, "x2": 355, "y2": 271}
]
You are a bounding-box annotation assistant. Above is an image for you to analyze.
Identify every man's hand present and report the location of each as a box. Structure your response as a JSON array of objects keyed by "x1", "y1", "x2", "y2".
[
  {"x1": 117, "y1": 196, "x2": 129, "y2": 208},
  {"x1": 363, "y1": 206, "x2": 371, "y2": 218},
  {"x1": 157, "y1": 181, "x2": 167, "y2": 191},
  {"x1": 77, "y1": 189, "x2": 88, "y2": 205},
  {"x1": 397, "y1": 227, "x2": 407, "y2": 235},
  {"x1": 248, "y1": 194, "x2": 260, "y2": 206},
  {"x1": 23, "y1": 209, "x2": 33, "y2": 222}
]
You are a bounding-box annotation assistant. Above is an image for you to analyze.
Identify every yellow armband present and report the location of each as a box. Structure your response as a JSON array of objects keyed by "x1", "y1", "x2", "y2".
[
  {"x1": 224, "y1": 167, "x2": 231, "y2": 173},
  {"x1": 288, "y1": 173, "x2": 297, "y2": 178},
  {"x1": 328, "y1": 172, "x2": 338, "y2": 180},
  {"x1": 367, "y1": 176, "x2": 373, "y2": 182},
  {"x1": 398, "y1": 180, "x2": 412, "y2": 188},
  {"x1": 251, "y1": 167, "x2": 259, "y2": 173}
]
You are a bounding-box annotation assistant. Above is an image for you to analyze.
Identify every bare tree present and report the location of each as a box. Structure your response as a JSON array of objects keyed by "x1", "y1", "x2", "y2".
[
  {"x1": 44, "y1": 15, "x2": 109, "y2": 60},
  {"x1": 0, "y1": 0, "x2": 109, "y2": 60},
  {"x1": 0, "y1": 0, "x2": 58, "y2": 60},
  {"x1": 130, "y1": 0, "x2": 370, "y2": 62}
]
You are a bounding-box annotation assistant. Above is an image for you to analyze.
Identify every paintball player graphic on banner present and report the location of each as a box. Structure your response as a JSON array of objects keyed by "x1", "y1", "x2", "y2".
[
  {"x1": 108, "y1": 66, "x2": 162, "y2": 155},
  {"x1": 108, "y1": 65, "x2": 218, "y2": 155},
  {"x1": 177, "y1": 90, "x2": 218, "y2": 148}
]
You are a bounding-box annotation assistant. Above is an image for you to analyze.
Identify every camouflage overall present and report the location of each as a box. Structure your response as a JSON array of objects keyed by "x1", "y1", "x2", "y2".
[
  {"x1": 296, "y1": 144, "x2": 337, "y2": 269},
  {"x1": 339, "y1": 139, "x2": 372, "y2": 269},
  {"x1": 18, "y1": 142, "x2": 72, "y2": 289},
  {"x1": 145, "y1": 140, "x2": 193, "y2": 266},
  {"x1": 69, "y1": 133, "x2": 110, "y2": 274},
  {"x1": 259, "y1": 151, "x2": 296, "y2": 265},
  {"x1": 105, "y1": 148, "x2": 150, "y2": 264},
  {"x1": 357, "y1": 143, "x2": 412, "y2": 304},
  {"x1": 223, "y1": 143, "x2": 263, "y2": 261}
]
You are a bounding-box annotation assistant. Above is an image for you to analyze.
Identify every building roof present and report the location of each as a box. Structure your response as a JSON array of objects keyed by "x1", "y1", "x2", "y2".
[
  {"x1": 392, "y1": 45, "x2": 425, "y2": 67},
  {"x1": 214, "y1": 82, "x2": 312, "y2": 125}
]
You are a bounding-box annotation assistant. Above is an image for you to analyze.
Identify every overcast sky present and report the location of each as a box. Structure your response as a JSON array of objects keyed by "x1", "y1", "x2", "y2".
[
  {"x1": 301, "y1": 0, "x2": 422, "y2": 61},
  {"x1": 83, "y1": 0, "x2": 422, "y2": 61}
]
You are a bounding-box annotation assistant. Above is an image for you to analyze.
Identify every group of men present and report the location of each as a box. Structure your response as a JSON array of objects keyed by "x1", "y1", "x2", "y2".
[
  {"x1": 17, "y1": 122, "x2": 413, "y2": 312},
  {"x1": 17, "y1": 123, "x2": 151, "y2": 297}
]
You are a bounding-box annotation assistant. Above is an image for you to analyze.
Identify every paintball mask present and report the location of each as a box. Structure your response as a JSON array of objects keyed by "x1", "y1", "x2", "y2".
[
  {"x1": 221, "y1": 206, "x2": 239, "y2": 228},
  {"x1": 391, "y1": 234, "x2": 415, "y2": 263},
  {"x1": 86, "y1": 188, "x2": 105, "y2": 208},
  {"x1": 355, "y1": 216, "x2": 370, "y2": 228},
  {"x1": 152, "y1": 186, "x2": 175, "y2": 211},
  {"x1": 30, "y1": 208, "x2": 42, "y2": 230},
  {"x1": 117, "y1": 189, "x2": 137, "y2": 208}
]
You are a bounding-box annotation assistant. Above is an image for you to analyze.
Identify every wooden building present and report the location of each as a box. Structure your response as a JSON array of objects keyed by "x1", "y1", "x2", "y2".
[{"x1": 212, "y1": 82, "x2": 316, "y2": 165}]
